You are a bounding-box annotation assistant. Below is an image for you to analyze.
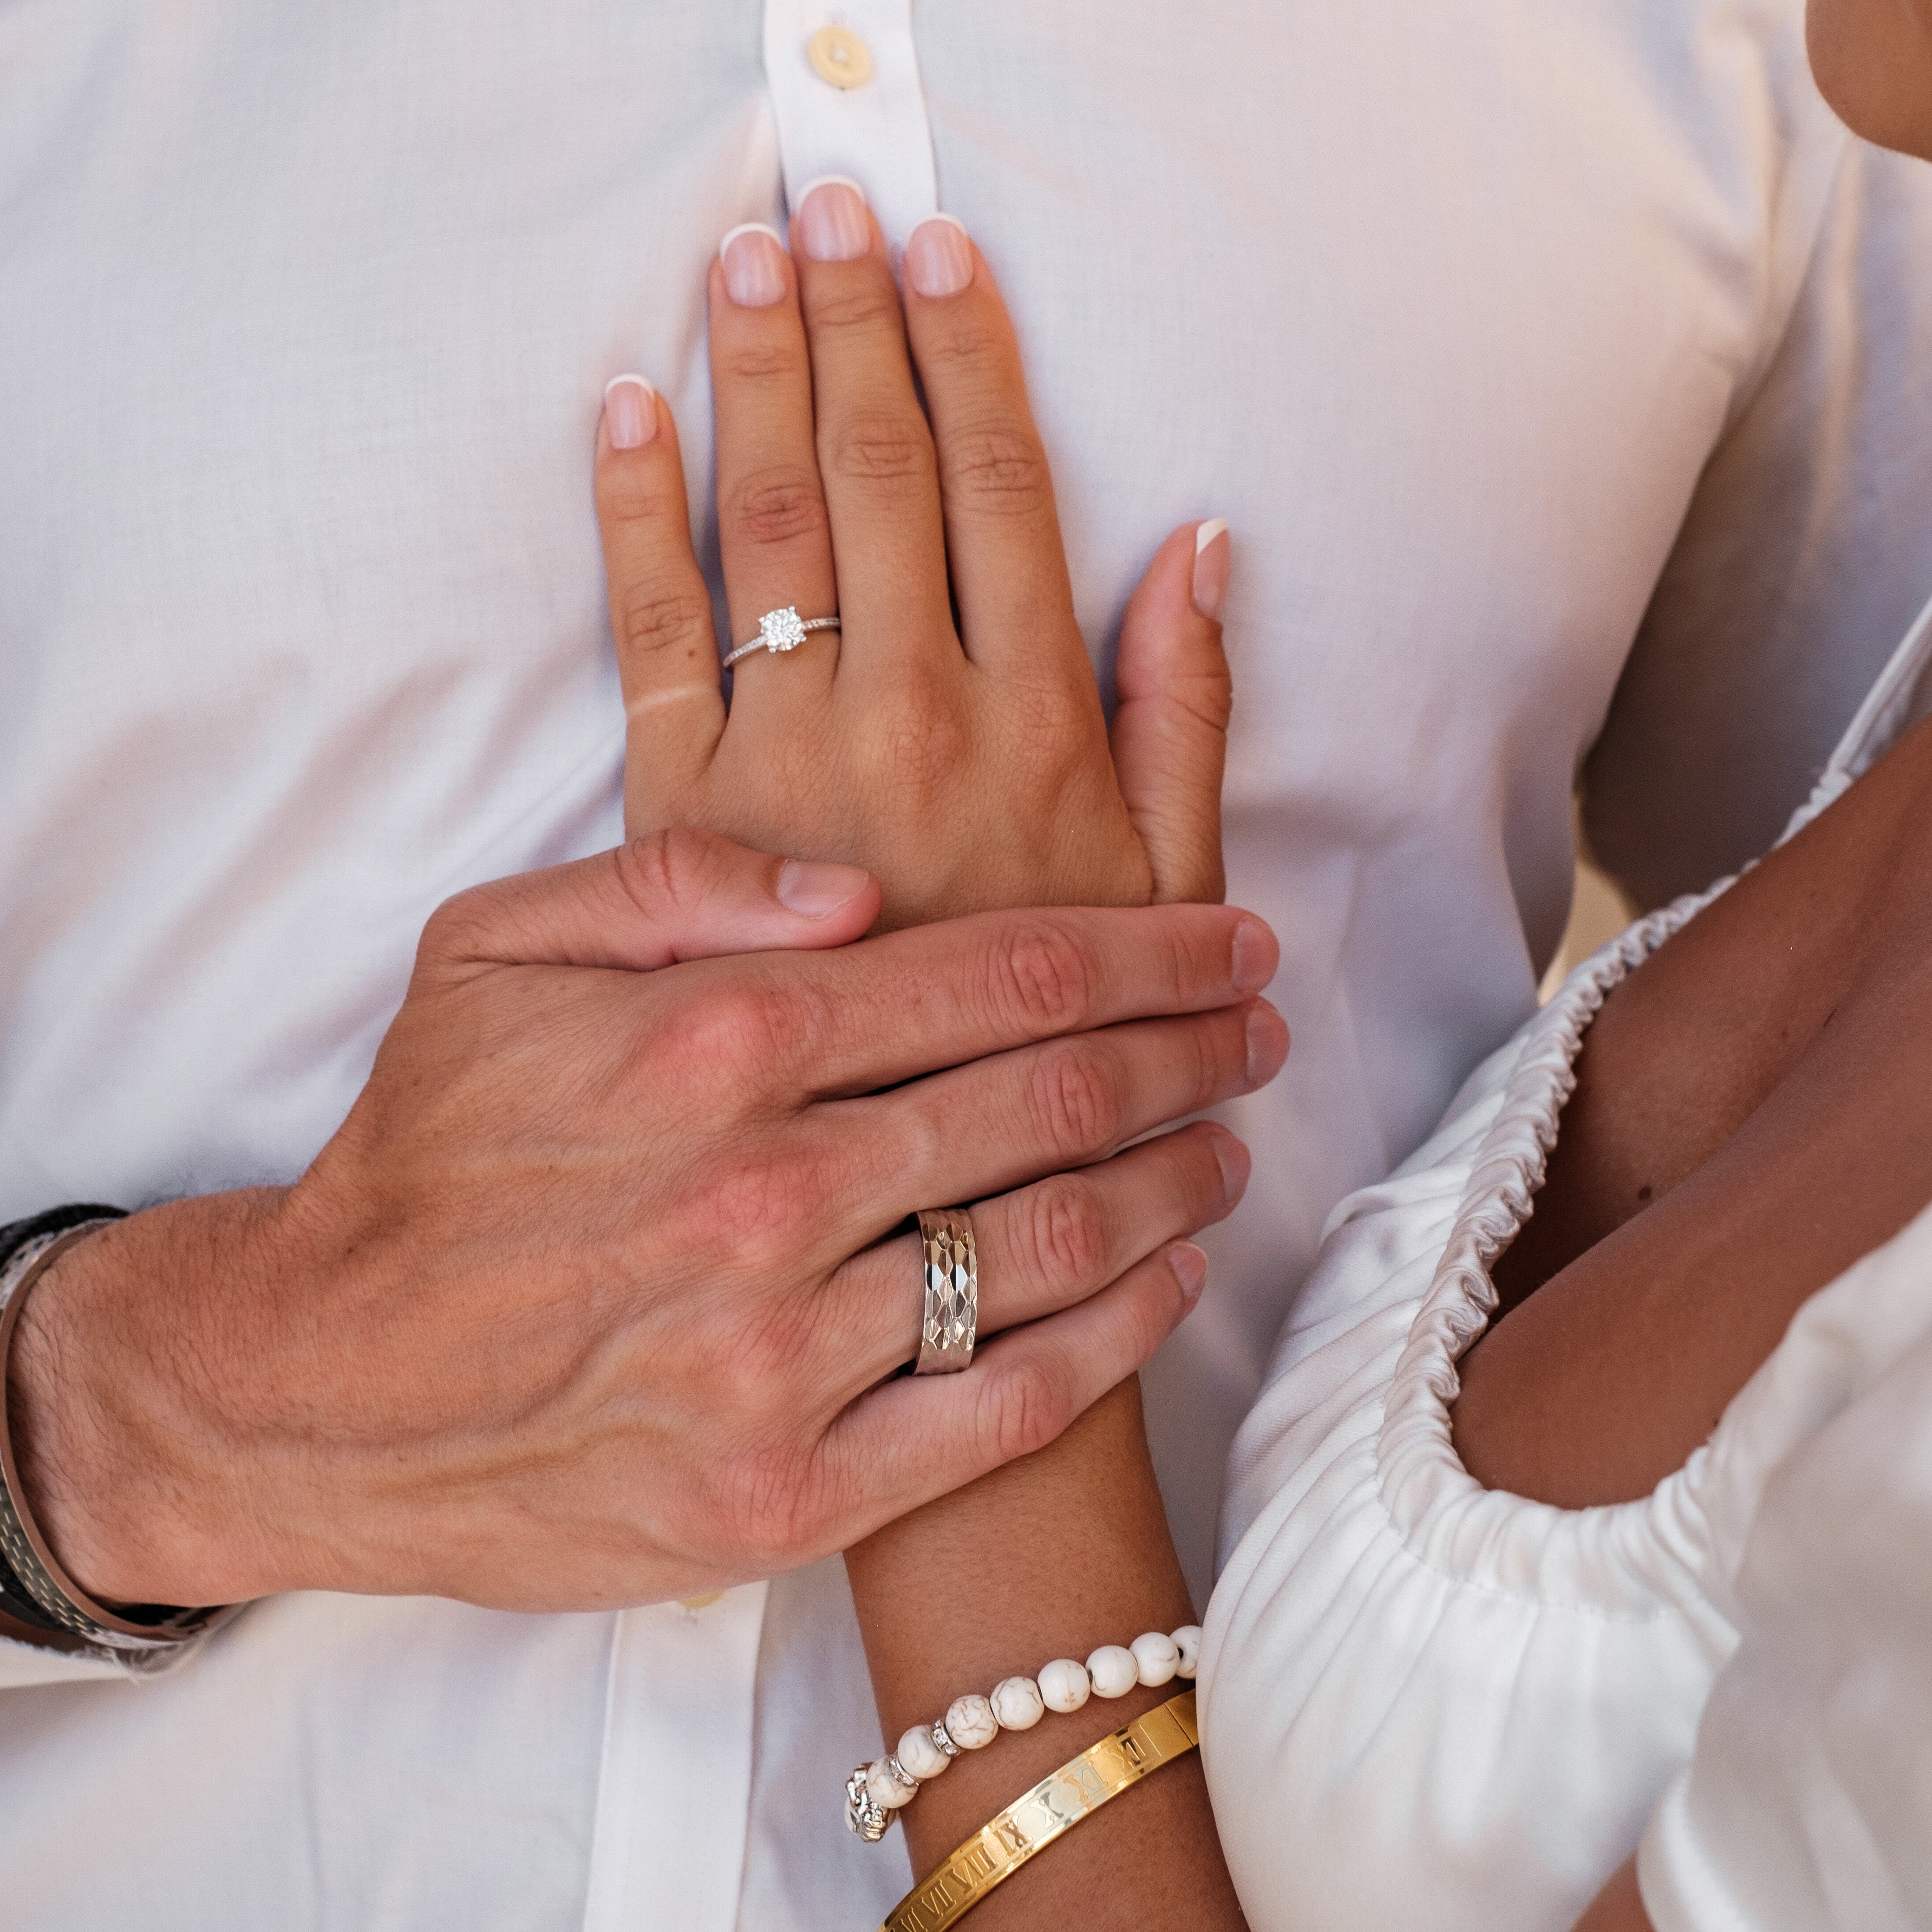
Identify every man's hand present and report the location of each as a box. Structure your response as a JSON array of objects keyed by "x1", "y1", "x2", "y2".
[{"x1": 8, "y1": 829, "x2": 1282, "y2": 1614}]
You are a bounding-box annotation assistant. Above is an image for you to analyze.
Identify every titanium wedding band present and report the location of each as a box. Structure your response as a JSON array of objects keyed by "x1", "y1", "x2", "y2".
[
  {"x1": 721, "y1": 605, "x2": 842, "y2": 669},
  {"x1": 914, "y1": 1208, "x2": 978, "y2": 1375}
]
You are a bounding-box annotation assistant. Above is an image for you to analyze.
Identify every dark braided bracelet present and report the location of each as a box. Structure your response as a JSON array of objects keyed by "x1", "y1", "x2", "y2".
[
  {"x1": 0, "y1": 1209, "x2": 125, "y2": 1646},
  {"x1": 0, "y1": 1205, "x2": 238, "y2": 1653}
]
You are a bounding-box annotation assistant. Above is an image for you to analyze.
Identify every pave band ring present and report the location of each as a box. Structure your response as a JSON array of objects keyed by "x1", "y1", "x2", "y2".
[
  {"x1": 722, "y1": 606, "x2": 841, "y2": 669},
  {"x1": 914, "y1": 1208, "x2": 978, "y2": 1375}
]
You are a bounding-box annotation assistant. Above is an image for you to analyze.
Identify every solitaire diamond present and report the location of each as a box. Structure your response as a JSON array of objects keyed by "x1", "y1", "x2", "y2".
[{"x1": 759, "y1": 606, "x2": 808, "y2": 653}]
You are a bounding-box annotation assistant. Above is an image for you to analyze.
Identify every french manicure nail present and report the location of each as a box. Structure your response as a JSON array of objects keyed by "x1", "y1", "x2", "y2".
[
  {"x1": 905, "y1": 215, "x2": 973, "y2": 298},
  {"x1": 777, "y1": 858, "x2": 872, "y2": 916},
  {"x1": 1246, "y1": 999, "x2": 1289, "y2": 1086},
  {"x1": 1168, "y1": 1241, "x2": 1209, "y2": 1305},
  {"x1": 605, "y1": 375, "x2": 658, "y2": 450},
  {"x1": 794, "y1": 176, "x2": 871, "y2": 262},
  {"x1": 1231, "y1": 915, "x2": 1276, "y2": 992},
  {"x1": 1192, "y1": 518, "x2": 1230, "y2": 621},
  {"x1": 720, "y1": 223, "x2": 788, "y2": 307}
]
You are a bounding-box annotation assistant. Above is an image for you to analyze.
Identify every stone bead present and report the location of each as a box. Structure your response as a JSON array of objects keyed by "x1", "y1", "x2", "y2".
[
  {"x1": 1131, "y1": 1630, "x2": 1180, "y2": 1687},
  {"x1": 990, "y1": 1675, "x2": 1046, "y2": 1731},
  {"x1": 866, "y1": 1758, "x2": 917, "y2": 1809},
  {"x1": 1086, "y1": 1644, "x2": 1139, "y2": 1698},
  {"x1": 945, "y1": 1693, "x2": 999, "y2": 1749},
  {"x1": 1171, "y1": 1625, "x2": 1203, "y2": 1679},
  {"x1": 1037, "y1": 1658, "x2": 1091, "y2": 1714},
  {"x1": 896, "y1": 1724, "x2": 950, "y2": 1782}
]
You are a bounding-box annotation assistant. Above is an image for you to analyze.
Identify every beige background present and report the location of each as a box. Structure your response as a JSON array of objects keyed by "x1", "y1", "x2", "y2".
[{"x1": 1539, "y1": 857, "x2": 1636, "y2": 1002}]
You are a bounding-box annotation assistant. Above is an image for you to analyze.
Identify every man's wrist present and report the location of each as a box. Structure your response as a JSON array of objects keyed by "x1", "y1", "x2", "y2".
[{"x1": 7, "y1": 1190, "x2": 294, "y2": 1609}]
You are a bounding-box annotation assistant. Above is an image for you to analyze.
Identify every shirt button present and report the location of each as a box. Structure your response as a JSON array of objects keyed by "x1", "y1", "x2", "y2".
[{"x1": 808, "y1": 24, "x2": 874, "y2": 90}]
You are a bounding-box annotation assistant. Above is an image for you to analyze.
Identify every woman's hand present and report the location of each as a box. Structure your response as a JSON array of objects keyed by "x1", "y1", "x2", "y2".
[
  {"x1": 594, "y1": 180, "x2": 1231, "y2": 927},
  {"x1": 584, "y1": 187, "x2": 1254, "y2": 1930}
]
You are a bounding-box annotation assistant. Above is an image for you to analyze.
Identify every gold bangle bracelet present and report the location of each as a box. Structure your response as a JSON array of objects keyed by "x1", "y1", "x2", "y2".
[{"x1": 881, "y1": 1688, "x2": 1199, "y2": 1932}]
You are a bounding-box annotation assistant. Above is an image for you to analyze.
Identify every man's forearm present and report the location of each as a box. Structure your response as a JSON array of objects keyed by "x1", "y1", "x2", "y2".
[{"x1": 845, "y1": 1377, "x2": 1247, "y2": 1930}]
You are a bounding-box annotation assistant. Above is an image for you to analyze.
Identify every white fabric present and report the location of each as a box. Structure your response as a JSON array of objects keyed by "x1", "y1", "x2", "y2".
[
  {"x1": 5, "y1": 1, "x2": 1932, "y2": 1926},
  {"x1": 1201, "y1": 607, "x2": 1932, "y2": 1932},
  {"x1": 1637, "y1": 1316, "x2": 1932, "y2": 1932}
]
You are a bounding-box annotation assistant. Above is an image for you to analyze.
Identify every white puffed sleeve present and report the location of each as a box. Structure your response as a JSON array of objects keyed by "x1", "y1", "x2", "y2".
[{"x1": 1638, "y1": 1325, "x2": 1932, "y2": 1932}]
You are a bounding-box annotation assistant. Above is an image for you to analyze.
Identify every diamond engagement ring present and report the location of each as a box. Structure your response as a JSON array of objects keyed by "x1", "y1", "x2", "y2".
[
  {"x1": 721, "y1": 606, "x2": 841, "y2": 669},
  {"x1": 914, "y1": 1208, "x2": 978, "y2": 1375}
]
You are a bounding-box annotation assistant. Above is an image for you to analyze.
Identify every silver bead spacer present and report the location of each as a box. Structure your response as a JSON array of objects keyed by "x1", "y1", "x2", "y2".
[
  {"x1": 930, "y1": 1718, "x2": 961, "y2": 1759},
  {"x1": 845, "y1": 1764, "x2": 891, "y2": 1842},
  {"x1": 885, "y1": 1753, "x2": 915, "y2": 1789}
]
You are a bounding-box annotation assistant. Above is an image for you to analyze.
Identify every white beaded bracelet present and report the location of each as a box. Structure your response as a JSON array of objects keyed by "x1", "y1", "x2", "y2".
[{"x1": 844, "y1": 1624, "x2": 1202, "y2": 1841}]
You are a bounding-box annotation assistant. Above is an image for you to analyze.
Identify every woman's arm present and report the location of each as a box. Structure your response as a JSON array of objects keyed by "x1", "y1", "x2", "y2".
[
  {"x1": 1459, "y1": 704, "x2": 1932, "y2": 1503},
  {"x1": 848, "y1": 1380, "x2": 1247, "y2": 1928},
  {"x1": 591, "y1": 184, "x2": 1255, "y2": 1922}
]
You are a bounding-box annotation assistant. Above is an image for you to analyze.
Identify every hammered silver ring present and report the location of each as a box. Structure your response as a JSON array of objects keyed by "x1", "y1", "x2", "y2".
[{"x1": 914, "y1": 1208, "x2": 977, "y2": 1375}]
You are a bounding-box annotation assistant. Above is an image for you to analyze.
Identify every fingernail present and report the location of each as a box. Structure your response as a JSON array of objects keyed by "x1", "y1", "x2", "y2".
[
  {"x1": 605, "y1": 375, "x2": 657, "y2": 450},
  {"x1": 1231, "y1": 915, "x2": 1276, "y2": 992},
  {"x1": 720, "y1": 223, "x2": 788, "y2": 307},
  {"x1": 905, "y1": 214, "x2": 973, "y2": 298},
  {"x1": 1245, "y1": 1000, "x2": 1289, "y2": 1086},
  {"x1": 1168, "y1": 1241, "x2": 1209, "y2": 1305},
  {"x1": 1192, "y1": 518, "x2": 1230, "y2": 621},
  {"x1": 1210, "y1": 1129, "x2": 1250, "y2": 1206},
  {"x1": 794, "y1": 176, "x2": 871, "y2": 262},
  {"x1": 776, "y1": 858, "x2": 872, "y2": 917}
]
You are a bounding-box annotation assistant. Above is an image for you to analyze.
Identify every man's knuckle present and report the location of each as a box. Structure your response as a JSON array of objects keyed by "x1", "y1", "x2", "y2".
[
  {"x1": 668, "y1": 982, "x2": 795, "y2": 1092},
  {"x1": 616, "y1": 826, "x2": 692, "y2": 914},
  {"x1": 705, "y1": 1146, "x2": 818, "y2": 1262},
  {"x1": 1193, "y1": 1011, "x2": 1235, "y2": 1104},
  {"x1": 1027, "y1": 1041, "x2": 1123, "y2": 1159},
  {"x1": 720, "y1": 1438, "x2": 825, "y2": 1571},
  {"x1": 419, "y1": 890, "x2": 486, "y2": 961},
  {"x1": 1024, "y1": 1175, "x2": 1108, "y2": 1291},
  {"x1": 941, "y1": 423, "x2": 1051, "y2": 518},
  {"x1": 728, "y1": 464, "x2": 829, "y2": 550},
  {"x1": 981, "y1": 1357, "x2": 1073, "y2": 1464},
  {"x1": 990, "y1": 920, "x2": 1099, "y2": 1035}
]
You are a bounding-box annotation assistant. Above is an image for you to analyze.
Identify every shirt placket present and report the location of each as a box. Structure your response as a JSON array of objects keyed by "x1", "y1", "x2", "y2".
[
  {"x1": 581, "y1": 1585, "x2": 769, "y2": 1932},
  {"x1": 762, "y1": 0, "x2": 940, "y2": 251}
]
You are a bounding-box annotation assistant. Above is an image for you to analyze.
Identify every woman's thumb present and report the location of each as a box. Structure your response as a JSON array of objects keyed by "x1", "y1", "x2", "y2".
[{"x1": 1111, "y1": 519, "x2": 1233, "y2": 903}]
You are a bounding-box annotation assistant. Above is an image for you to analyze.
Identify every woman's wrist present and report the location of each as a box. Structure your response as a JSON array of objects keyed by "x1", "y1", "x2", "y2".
[{"x1": 845, "y1": 1380, "x2": 1246, "y2": 1925}]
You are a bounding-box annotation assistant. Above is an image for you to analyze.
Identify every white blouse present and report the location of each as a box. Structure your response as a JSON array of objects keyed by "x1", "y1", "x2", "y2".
[{"x1": 1203, "y1": 601, "x2": 1932, "y2": 1931}]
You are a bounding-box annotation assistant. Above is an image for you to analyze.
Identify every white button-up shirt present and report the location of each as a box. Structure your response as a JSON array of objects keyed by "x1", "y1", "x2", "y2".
[{"x1": 3, "y1": 2, "x2": 1931, "y2": 1926}]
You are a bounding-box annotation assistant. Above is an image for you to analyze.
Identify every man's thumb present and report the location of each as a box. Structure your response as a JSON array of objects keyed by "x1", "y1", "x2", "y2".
[{"x1": 421, "y1": 827, "x2": 881, "y2": 973}]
